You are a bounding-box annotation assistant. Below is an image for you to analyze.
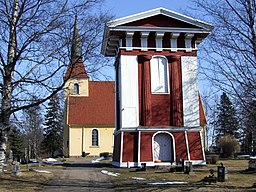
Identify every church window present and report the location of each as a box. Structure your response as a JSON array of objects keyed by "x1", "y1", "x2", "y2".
[
  {"x1": 74, "y1": 83, "x2": 79, "y2": 94},
  {"x1": 92, "y1": 129, "x2": 99, "y2": 146},
  {"x1": 150, "y1": 56, "x2": 169, "y2": 93}
]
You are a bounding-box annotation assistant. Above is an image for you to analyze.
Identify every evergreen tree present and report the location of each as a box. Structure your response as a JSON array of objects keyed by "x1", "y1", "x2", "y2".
[
  {"x1": 8, "y1": 127, "x2": 24, "y2": 161},
  {"x1": 215, "y1": 93, "x2": 239, "y2": 140},
  {"x1": 41, "y1": 93, "x2": 63, "y2": 157}
]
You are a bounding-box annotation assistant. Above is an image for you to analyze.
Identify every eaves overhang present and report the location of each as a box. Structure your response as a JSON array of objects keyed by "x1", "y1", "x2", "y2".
[{"x1": 101, "y1": 7, "x2": 213, "y2": 56}]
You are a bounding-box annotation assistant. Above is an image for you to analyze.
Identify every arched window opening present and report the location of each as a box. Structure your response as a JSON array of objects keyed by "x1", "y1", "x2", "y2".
[
  {"x1": 74, "y1": 83, "x2": 79, "y2": 94},
  {"x1": 150, "y1": 56, "x2": 169, "y2": 93},
  {"x1": 92, "y1": 129, "x2": 99, "y2": 146}
]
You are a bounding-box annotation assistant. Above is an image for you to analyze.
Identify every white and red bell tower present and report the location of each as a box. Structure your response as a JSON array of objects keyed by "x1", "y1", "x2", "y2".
[{"x1": 102, "y1": 8, "x2": 213, "y2": 167}]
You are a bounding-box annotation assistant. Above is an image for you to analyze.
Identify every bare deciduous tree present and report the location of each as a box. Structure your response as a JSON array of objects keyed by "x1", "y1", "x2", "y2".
[
  {"x1": 0, "y1": 0, "x2": 111, "y2": 171},
  {"x1": 193, "y1": 0, "x2": 256, "y2": 103},
  {"x1": 22, "y1": 98, "x2": 44, "y2": 160},
  {"x1": 191, "y1": 0, "x2": 256, "y2": 149}
]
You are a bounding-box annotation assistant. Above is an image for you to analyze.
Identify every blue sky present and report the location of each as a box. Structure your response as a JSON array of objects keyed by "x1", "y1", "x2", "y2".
[{"x1": 103, "y1": 0, "x2": 193, "y2": 19}]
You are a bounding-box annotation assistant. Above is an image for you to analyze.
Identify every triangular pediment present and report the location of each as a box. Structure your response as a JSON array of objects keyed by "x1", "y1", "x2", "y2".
[
  {"x1": 107, "y1": 7, "x2": 213, "y2": 31},
  {"x1": 102, "y1": 8, "x2": 213, "y2": 56},
  {"x1": 122, "y1": 15, "x2": 200, "y2": 29}
]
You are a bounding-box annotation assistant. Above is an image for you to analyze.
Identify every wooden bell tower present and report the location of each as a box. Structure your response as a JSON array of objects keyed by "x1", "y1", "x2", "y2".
[{"x1": 102, "y1": 8, "x2": 213, "y2": 167}]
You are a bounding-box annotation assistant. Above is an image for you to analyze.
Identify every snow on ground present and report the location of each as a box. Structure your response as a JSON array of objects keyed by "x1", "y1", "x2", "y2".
[
  {"x1": 91, "y1": 157, "x2": 105, "y2": 163},
  {"x1": 101, "y1": 170, "x2": 120, "y2": 177},
  {"x1": 33, "y1": 169, "x2": 52, "y2": 174},
  {"x1": 131, "y1": 177, "x2": 146, "y2": 180}
]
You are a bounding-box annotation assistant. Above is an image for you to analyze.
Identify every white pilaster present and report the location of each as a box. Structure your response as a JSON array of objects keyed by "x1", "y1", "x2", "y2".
[
  {"x1": 155, "y1": 32, "x2": 165, "y2": 51},
  {"x1": 184, "y1": 130, "x2": 191, "y2": 161},
  {"x1": 126, "y1": 31, "x2": 134, "y2": 51},
  {"x1": 138, "y1": 131, "x2": 141, "y2": 163},
  {"x1": 170, "y1": 32, "x2": 180, "y2": 52},
  {"x1": 120, "y1": 131, "x2": 124, "y2": 163},
  {"x1": 185, "y1": 33, "x2": 194, "y2": 52},
  {"x1": 120, "y1": 55, "x2": 139, "y2": 128},
  {"x1": 200, "y1": 130, "x2": 206, "y2": 161},
  {"x1": 140, "y1": 32, "x2": 149, "y2": 51},
  {"x1": 181, "y1": 56, "x2": 199, "y2": 127}
]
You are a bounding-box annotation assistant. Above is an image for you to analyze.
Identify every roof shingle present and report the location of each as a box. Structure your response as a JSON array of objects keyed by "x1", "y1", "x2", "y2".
[
  {"x1": 64, "y1": 60, "x2": 89, "y2": 80},
  {"x1": 68, "y1": 81, "x2": 115, "y2": 125}
]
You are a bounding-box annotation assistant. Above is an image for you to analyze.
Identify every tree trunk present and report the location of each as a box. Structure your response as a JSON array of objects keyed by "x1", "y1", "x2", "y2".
[
  {"x1": 0, "y1": 0, "x2": 18, "y2": 173},
  {"x1": 0, "y1": 132, "x2": 7, "y2": 173}
]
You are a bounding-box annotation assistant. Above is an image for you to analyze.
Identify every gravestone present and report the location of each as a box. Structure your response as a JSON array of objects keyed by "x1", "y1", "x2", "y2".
[
  {"x1": 217, "y1": 164, "x2": 228, "y2": 182},
  {"x1": 184, "y1": 161, "x2": 194, "y2": 175},
  {"x1": 12, "y1": 160, "x2": 20, "y2": 175}
]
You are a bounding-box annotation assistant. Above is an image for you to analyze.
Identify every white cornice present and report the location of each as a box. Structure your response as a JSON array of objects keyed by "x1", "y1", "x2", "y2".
[
  {"x1": 110, "y1": 26, "x2": 211, "y2": 34},
  {"x1": 106, "y1": 7, "x2": 213, "y2": 31},
  {"x1": 114, "y1": 126, "x2": 203, "y2": 135},
  {"x1": 101, "y1": 7, "x2": 214, "y2": 56}
]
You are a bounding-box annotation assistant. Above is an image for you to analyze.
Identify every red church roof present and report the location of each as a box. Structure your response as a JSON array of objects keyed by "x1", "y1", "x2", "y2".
[
  {"x1": 67, "y1": 81, "x2": 115, "y2": 125},
  {"x1": 64, "y1": 60, "x2": 89, "y2": 80}
]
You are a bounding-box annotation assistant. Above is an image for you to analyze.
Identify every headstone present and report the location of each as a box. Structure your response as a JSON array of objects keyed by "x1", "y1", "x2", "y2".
[
  {"x1": 249, "y1": 159, "x2": 256, "y2": 170},
  {"x1": 12, "y1": 160, "x2": 20, "y2": 175},
  {"x1": 141, "y1": 163, "x2": 147, "y2": 171},
  {"x1": 184, "y1": 161, "x2": 194, "y2": 175},
  {"x1": 217, "y1": 165, "x2": 228, "y2": 182}
]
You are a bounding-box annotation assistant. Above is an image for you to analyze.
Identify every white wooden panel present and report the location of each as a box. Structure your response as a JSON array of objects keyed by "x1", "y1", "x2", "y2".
[
  {"x1": 181, "y1": 56, "x2": 199, "y2": 127},
  {"x1": 120, "y1": 55, "x2": 139, "y2": 128},
  {"x1": 122, "y1": 107, "x2": 137, "y2": 128},
  {"x1": 116, "y1": 64, "x2": 122, "y2": 127}
]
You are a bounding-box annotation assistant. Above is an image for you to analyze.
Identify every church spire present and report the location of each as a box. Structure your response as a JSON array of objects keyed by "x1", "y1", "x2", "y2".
[
  {"x1": 64, "y1": 15, "x2": 88, "y2": 80},
  {"x1": 71, "y1": 15, "x2": 82, "y2": 61}
]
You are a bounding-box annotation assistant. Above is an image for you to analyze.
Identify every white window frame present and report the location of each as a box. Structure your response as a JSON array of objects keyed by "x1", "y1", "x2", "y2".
[{"x1": 150, "y1": 56, "x2": 169, "y2": 94}]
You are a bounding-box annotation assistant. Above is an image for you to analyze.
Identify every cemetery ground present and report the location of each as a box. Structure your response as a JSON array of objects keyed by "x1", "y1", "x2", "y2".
[{"x1": 0, "y1": 158, "x2": 256, "y2": 191}]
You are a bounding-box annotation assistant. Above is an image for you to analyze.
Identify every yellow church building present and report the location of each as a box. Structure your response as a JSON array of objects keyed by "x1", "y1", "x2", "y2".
[{"x1": 63, "y1": 17, "x2": 115, "y2": 157}]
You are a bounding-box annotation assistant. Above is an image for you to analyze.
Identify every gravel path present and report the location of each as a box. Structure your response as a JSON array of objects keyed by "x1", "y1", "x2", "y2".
[{"x1": 42, "y1": 160, "x2": 115, "y2": 192}]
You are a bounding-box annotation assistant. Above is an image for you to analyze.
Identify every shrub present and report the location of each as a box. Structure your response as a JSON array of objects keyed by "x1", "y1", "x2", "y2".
[
  {"x1": 206, "y1": 154, "x2": 219, "y2": 164},
  {"x1": 218, "y1": 135, "x2": 240, "y2": 158}
]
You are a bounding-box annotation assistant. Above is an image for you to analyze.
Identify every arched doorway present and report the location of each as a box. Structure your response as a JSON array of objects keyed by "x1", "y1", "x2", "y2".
[{"x1": 153, "y1": 133, "x2": 174, "y2": 162}]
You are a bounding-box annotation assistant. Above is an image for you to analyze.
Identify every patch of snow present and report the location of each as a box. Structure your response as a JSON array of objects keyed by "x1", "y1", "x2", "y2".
[
  {"x1": 132, "y1": 177, "x2": 146, "y2": 180},
  {"x1": 101, "y1": 170, "x2": 108, "y2": 174},
  {"x1": 101, "y1": 170, "x2": 120, "y2": 177},
  {"x1": 43, "y1": 158, "x2": 57, "y2": 162},
  {"x1": 91, "y1": 156, "x2": 105, "y2": 163},
  {"x1": 33, "y1": 169, "x2": 52, "y2": 174}
]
